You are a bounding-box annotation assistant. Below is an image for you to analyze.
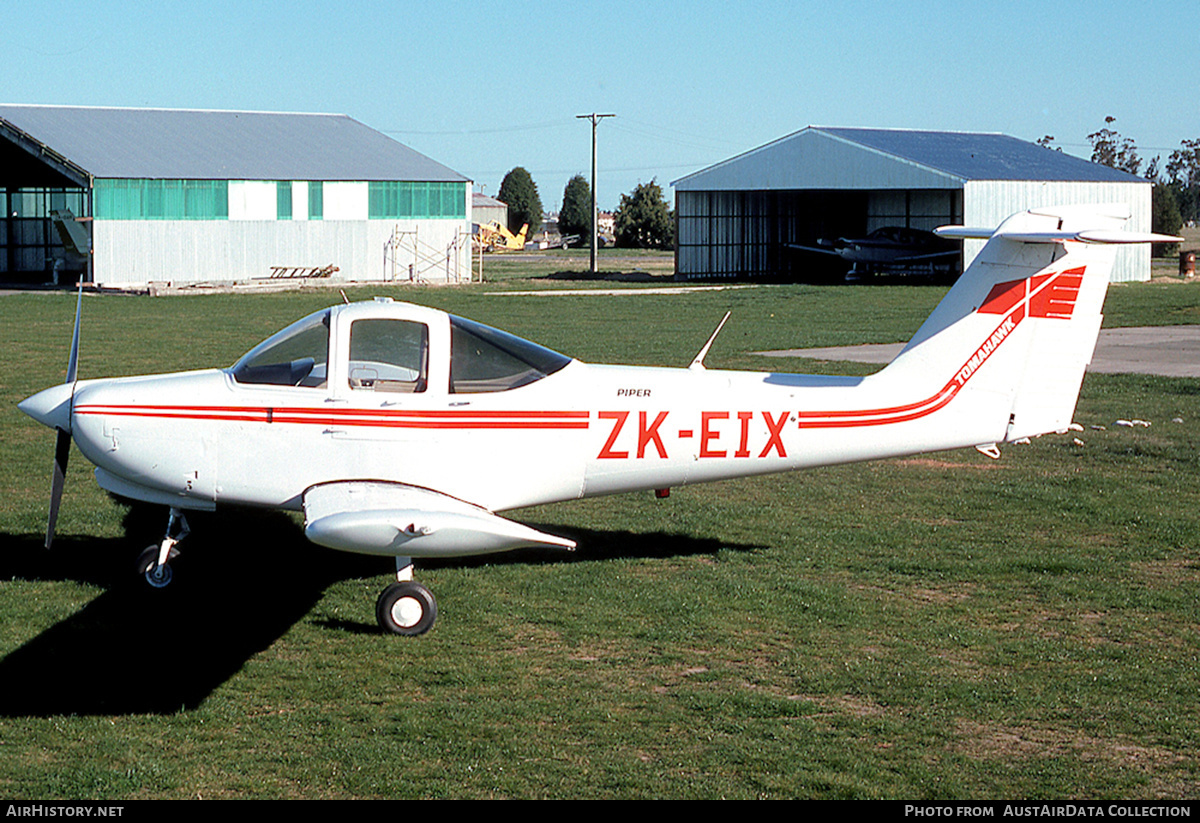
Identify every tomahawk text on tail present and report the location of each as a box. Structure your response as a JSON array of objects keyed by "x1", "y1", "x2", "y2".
[{"x1": 17, "y1": 205, "x2": 1181, "y2": 634}]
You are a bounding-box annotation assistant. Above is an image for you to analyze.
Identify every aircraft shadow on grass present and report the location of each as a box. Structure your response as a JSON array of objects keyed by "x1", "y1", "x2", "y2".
[{"x1": 0, "y1": 505, "x2": 759, "y2": 717}]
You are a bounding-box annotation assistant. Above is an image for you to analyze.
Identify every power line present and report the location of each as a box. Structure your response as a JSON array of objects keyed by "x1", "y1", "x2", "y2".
[{"x1": 381, "y1": 118, "x2": 575, "y2": 136}]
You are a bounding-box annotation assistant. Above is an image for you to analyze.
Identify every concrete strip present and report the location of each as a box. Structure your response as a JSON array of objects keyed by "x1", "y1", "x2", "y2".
[
  {"x1": 491, "y1": 285, "x2": 755, "y2": 297},
  {"x1": 756, "y1": 326, "x2": 1200, "y2": 378}
]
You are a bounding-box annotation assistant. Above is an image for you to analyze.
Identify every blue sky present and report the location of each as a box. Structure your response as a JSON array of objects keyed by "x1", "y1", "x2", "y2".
[{"x1": 4, "y1": 0, "x2": 1197, "y2": 210}]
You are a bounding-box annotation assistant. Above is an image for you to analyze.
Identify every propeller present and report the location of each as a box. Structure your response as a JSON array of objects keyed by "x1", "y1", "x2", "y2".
[{"x1": 44, "y1": 283, "x2": 84, "y2": 549}]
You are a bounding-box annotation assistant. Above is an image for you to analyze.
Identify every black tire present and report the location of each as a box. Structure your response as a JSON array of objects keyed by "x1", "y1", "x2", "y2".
[
  {"x1": 376, "y1": 581, "x2": 437, "y2": 636},
  {"x1": 135, "y1": 545, "x2": 178, "y2": 589}
]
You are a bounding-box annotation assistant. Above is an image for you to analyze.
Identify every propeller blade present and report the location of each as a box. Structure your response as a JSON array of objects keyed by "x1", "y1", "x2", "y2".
[
  {"x1": 45, "y1": 282, "x2": 84, "y2": 549},
  {"x1": 66, "y1": 282, "x2": 83, "y2": 385},
  {"x1": 46, "y1": 428, "x2": 71, "y2": 549}
]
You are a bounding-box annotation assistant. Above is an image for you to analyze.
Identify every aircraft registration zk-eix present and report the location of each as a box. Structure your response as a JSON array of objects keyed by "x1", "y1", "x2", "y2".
[{"x1": 18, "y1": 205, "x2": 1181, "y2": 635}]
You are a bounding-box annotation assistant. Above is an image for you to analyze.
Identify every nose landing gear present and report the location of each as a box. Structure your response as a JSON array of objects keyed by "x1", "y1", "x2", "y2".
[{"x1": 135, "y1": 508, "x2": 189, "y2": 589}]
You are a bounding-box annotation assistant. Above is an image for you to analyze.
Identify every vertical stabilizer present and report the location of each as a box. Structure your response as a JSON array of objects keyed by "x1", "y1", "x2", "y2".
[{"x1": 872, "y1": 205, "x2": 1179, "y2": 445}]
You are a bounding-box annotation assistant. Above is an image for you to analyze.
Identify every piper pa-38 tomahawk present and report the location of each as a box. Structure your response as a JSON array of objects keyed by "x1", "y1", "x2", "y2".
[{"x1": 19, "y1": 205, "x2": 1180, "y2": 635}]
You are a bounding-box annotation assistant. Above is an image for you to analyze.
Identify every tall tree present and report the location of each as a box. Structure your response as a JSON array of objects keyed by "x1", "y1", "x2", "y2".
[
  {"x1": 498, "y1": 167, "x2": 543, "y2": 236},
  {"x1": 1087, "y1": 116, "x2": 1142, "y2": 175},
  {"x1": 614, "y1": 179, "x2": 673, "y2": 250},
  {"x1": 1165, "y1": 138, "x2": 1200, "y2": 224},
  {"x1": 1151, "y1": 182, "x2": 1183, "y2": 257},
  {"x1": 559, "y1": 174, "x2": 592, "y2": 246}
]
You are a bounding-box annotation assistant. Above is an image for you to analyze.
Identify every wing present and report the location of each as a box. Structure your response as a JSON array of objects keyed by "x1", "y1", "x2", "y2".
[
  {"x1": 891, "y1": 249, "x2": 961, "y2": 263},
  {"x1": 303, "y1": 480, "x2": 576, "y2": 558},
  {"x1": 783, "y1": 242, "x2": 843, "y2": 257}
]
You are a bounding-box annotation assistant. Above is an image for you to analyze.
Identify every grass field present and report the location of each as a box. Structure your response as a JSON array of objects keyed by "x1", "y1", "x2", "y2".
[{"x1": 1, "y1": 264, "x2": 1198, "y2": 799}]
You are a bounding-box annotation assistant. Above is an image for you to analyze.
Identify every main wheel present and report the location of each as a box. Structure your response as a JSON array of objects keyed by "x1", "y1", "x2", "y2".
[
  {"x1": 376, "y1": 581, "x2": 437, "y2": 636},
  {"x1": 135, "y1": 545, "x2": 178, "y2": 589}
]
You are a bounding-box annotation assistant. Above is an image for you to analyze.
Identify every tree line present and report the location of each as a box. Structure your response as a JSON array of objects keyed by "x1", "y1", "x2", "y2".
[
  {"x1": 496, "y1": 168, "x2": 674, "y2": 250},
  {"x1": 496, "y1": 117, "x2": 1196, "y2": 254},
  {"x1": 1044, "y1": 116, "x2": 1198, "y2": 246}
]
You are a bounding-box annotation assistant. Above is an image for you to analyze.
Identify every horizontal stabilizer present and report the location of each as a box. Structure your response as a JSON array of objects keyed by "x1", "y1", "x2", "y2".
[
  {"x1": 937, "y1": 208, "x2": 1183, "y2": 245},
  {"x1": 932, "y1": 226, "x2": 995, "y2": 241},
  {"x1": 1075, "y1": 229, "x2": 1185, "y2": 245},
  {"x1": 937, "y1": 226, "x2": 1185, "y2": 245},
  {"x1": 303, "y1": 480, "x2": 576, "y2": 558}
]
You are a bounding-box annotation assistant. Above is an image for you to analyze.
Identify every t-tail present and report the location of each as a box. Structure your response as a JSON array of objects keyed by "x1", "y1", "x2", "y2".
[{"x1": 853, "y1": 205, "x2": 1181, "y2": 453}]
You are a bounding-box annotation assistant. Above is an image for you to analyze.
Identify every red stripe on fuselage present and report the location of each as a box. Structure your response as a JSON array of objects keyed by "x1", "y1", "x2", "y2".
[
  {"x1": 796, "y1": 267, "x2": 1083, "y2": 429},
  {"x1": 73, "y1": 404, "x2": 590, "y2": 429}
]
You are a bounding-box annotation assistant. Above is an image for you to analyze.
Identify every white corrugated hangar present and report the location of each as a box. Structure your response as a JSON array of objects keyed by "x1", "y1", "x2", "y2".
[
  {"x1": 471, "y1": 192, "x2": 508, "y2": 230},
  {"x1": 0, "y1": 105, "x2": 473, "y2": 288},
  {"x1": 672, "y1": 127, "x2": 1152, "y2": 283}
]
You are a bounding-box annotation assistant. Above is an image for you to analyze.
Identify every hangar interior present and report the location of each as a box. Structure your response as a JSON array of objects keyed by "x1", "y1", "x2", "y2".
[
  {"x1": 673, "y1": 127, "x2": 1149, "y2": 282},
  {"x1": 0, "y1": 116, "x2": 91, "y2": 283},
  {"x1": 0, "y1": 187, "x2": 88, "y2": 283}
]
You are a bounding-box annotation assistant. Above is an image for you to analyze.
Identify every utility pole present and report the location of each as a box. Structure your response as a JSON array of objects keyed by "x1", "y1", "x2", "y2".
[{"x1": 577, "y1": 113, "x2": 614, "y2": 273}]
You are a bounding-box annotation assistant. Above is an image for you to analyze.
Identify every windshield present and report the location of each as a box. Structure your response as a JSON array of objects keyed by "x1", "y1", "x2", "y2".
[
  {"x1": 230, "y1": 310, "x2": 330, "y2": 387},
  {"x1": 449, "y1": 315, "x2": 571, "y2": 393}
]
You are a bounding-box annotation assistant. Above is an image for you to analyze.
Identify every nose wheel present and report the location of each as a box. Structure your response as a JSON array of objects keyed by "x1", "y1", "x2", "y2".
[
  {"x1": 134, "y1": 507, "x2": 189, "y2": 589},
  {"x1": 136, "y1": 544, "x2": 179, "y2": 588},
  {"x1": 376, "y1": 557, "x2": 437, "y2": 636}
]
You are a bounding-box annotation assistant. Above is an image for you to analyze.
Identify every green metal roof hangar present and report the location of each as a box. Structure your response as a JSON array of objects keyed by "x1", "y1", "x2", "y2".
[{"x1": 0, "y1": 105, "x2": 473, "y2": 288}]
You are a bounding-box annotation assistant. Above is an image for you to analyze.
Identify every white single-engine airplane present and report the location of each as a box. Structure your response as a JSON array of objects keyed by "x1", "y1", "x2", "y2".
[
  {"x1": 786, "y1": 225, "x2": 960, "y2": 279},
  {"x1": 19, "y1": 205, "x2": 1180, "y2": 635}
]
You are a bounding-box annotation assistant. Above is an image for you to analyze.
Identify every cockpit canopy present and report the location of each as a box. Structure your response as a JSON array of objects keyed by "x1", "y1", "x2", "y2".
[
  {"x1": 230, "y1": 309, "x2": 330, "y2": 388},
  {"x1": 229, "y1": 303, "x2": 571, "y2": 394},
  {"x1": 448, "y1": 314, "x2": 570, "y2": 393}
]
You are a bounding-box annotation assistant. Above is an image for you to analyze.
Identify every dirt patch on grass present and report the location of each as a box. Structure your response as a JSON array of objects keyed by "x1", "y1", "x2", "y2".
[
  {"x1": 1133, "y1": 559, "x2": 1200, "y2": 586},
  {"x1": 915, "y1": 517, "x2": 966, "y2": 527},
  {"x1": 953, "y1": 719, "x2": 1194, "y2": 796},
  {"x1": 851, "y1": 580, "x2": 975, "y2": 606},
  {"x1": 796, "y1": 693, "x2": 889, "y2": 718},
  {"x1": 894, "y1": 458, "x2": 1004, "y2": 471}
]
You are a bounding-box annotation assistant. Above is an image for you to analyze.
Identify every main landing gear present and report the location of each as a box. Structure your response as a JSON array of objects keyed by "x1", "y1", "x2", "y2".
[
  {"x1": 376, "y1": 556, "x2": 437, "y2": 636},
  {"x1": 135, "y1": 507, "x2": 189, "y2": 589}
]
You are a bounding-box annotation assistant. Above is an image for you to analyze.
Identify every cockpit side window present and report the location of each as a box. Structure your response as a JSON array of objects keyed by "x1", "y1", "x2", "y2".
[
  {"x1": 230, "y1": 310, "x2": 329, "y2": 388},
  {"x1": 348, "y1": 319, "x2": 428, "y2": 393},
  {"x1": 449, "y1": 315, "x2": 571, "y2": 393}
]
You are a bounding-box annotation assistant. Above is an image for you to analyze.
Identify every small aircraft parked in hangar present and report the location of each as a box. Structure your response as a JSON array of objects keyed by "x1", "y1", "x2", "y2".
[
  {"x1": 787, "y1": 225, "x2": 961, "y2": 279},
  {"x1": 19, "y1": 206, "x2": 1180, "y2": 635}
]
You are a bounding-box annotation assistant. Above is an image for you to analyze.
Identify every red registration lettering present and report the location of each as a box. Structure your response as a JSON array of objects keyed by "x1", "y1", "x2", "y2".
[
  {"x1": 759, "y1": 411, "x2": 788, "y2": 458},
  {"x1": 700, "y1": 411, "x2": 727, "y2": 458},
  {"x1": 637, "y1": 411, "x2": 669, "y2": 458},
  {"x1": 598, "y1": 411, "x2": 629, "y2": 458},
  {"x1": 735, "y1": 411, "x2": 753, "y2": 458}
]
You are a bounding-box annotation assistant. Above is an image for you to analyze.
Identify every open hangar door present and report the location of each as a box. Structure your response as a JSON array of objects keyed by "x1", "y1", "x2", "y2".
[
  {"x1": 676, "y1": 189, "x2": 867, "y2": 282},
  {"x1": 676, "y1": 188, "x2": 962, "y2": 283},
  {"x1": 781, "y1": 189, "x2": 963, "y2": 282},
  {"x1": 0, "y1": 123, "x2": 91, "y2": 286}
]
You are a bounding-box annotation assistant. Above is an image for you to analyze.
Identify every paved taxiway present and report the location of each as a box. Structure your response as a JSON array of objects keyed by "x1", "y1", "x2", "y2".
[{"x1": 757, "y1": 326, "x2": 1200, "y2": 378}]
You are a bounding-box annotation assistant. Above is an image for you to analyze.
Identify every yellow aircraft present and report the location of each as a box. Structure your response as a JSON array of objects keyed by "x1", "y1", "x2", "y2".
[{"x1": 475, "y1": 221, "x2": 529, "y2": 252}]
